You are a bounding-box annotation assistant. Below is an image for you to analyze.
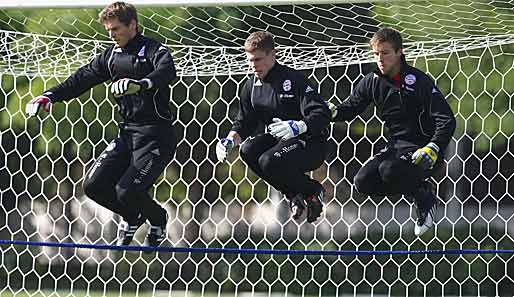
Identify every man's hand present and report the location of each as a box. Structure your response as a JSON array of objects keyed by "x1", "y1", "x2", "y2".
[
  {"x1": 268, "y1": 118, "x2": 307, "y2": 140},
  {"x1": 412, "y1": 142, "x2": 440, "y2": 170},
  {"x1": 216, "y1": 138, "x2": 234, "y2": 163},
  {"x1": 26, "y1": 95, "x2": 51, "y2": 117},
  {"x1": 111, "y1": 78, "x2": 150, "y2": 97},
  {"x1": 327, "y1": 101, "x2": 338, "y2": 119}
]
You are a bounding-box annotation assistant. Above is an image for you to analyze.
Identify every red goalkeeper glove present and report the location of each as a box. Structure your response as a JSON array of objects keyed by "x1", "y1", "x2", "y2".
[{"x1": 26, "y1": 95, "x2": 51, "y2": 117}]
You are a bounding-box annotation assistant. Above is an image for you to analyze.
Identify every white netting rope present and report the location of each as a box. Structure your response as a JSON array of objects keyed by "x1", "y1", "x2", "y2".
[
  {"x1": 2, "y1": 30, "x2": 514, "y2": 77},
  {"x1": 1, "y1": 1, "x2": 514, "y2": 296},
  {"x1": 1, "y1": 1, "x2": 513, "y2": 46}
]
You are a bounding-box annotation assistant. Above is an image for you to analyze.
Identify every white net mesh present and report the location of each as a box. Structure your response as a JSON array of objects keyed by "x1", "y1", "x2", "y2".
[{"x1": 1, "y1": 0, "x2": 514, "y2": 296}]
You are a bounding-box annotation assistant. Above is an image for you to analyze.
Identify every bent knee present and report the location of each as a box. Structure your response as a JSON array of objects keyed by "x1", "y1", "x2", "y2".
[
  {"x1": 353, "y1": 171, "x2": 373, "y2": 195},
  {"x1": 239, "y1": 141, "x2": 252, "y2": 162},
  {"x1": 378, "y1": 161, "x2": 394, "y2": 183},
  {"x1": 378, "y1": 160, "x2": 404, "y2": 184},
  {"x1": 257, "y1": 153, "x2": 280, "y2": 175},
  {"x1": 83, "y1": 177, "x2": 101, "y2": 198},
  {"x1": 115, "y1": 184, "x2": 131, "y2": 202}
]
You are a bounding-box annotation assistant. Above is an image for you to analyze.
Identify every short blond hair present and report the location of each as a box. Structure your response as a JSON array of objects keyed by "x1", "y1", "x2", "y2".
[
  {"x1": 369, "y1": 27, "x2": 403, "y2": 52},
  {"x1": 98, "y1": 2, "x2": 138, "y2": 26},
  {"x1": 244, "y1": 31, "x2": 275, "y2": 53}
]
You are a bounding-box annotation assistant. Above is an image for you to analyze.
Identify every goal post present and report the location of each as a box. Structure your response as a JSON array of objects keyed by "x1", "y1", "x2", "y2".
[
  {"x1": 1, "y1": 0, "x2": 514, "y2": 296},
  {"x1": 1, "y1": 0, "x2": 383, "y2": 8}
]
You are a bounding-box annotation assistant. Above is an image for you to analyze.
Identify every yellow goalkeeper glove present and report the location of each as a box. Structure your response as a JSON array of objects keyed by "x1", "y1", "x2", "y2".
[{"x1": 411, "y1": 142, "x2": 439, "y2": 170}]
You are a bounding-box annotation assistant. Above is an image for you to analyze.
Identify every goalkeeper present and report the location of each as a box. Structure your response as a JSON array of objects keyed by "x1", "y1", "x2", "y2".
[
  {"x1": 25, "y1": 2, "x2": 176, "y2": 247},
  {"x1": 216, "y1": 31, "x2": 331, "y2": 223},
  {"x1": 328, "y1": 27, "x2": 456, "y2": 236}
]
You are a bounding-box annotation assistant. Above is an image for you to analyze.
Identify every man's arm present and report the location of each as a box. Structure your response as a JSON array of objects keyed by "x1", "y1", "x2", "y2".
[
  {"x1": 427, "y1": 84, "x2": 456, "y2": 152},
  {"x1": 216, "y1": 80, "x2": 255, "y2": 163},
  {"x1": 145, "y1": 45, "x2": 177, "y2": 89},
  {"x1": 298, "y1": 79, "x2": 331, "y2": 137},
  {"x1": 411, "y1": 82, "x2": 456, "y2": 170},
  {"x1": 332, "y1": 76, "x2": 372, "y2": 122},
  {"x1": 231, "y1": 79, "x2": 259, "y2": 140},
  {"x1": 43, "y1": 48, "x2": 112, "y2": 102}
]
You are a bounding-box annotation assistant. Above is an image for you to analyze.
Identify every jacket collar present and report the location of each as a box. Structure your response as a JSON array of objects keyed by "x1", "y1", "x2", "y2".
[
  {"x1": 262, "y1": 62, "x2": 282, "y2": 83},
  {"x1": 116, "y1": 33, "x2": 144, "y2": 52}
]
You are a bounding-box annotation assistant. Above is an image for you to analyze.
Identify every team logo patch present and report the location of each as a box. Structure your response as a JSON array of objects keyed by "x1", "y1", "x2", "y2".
[
  {"x1": 404, "y1": 74, "x2": 416, "y2": 85},
  {"x1": 283, "y1": 80, "x2": 291, "y2": 91}
]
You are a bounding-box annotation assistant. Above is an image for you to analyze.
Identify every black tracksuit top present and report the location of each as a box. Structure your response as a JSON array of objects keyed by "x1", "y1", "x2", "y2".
[
  {"x1": 43, "y1": 33, "x2": 176, "y2": 124},
  {"x1": 334, "y1": 60, "x2": 456, "y2": 151},
  {"x1": 232, "y1": 62, "x2": 331, "y2": 141}
]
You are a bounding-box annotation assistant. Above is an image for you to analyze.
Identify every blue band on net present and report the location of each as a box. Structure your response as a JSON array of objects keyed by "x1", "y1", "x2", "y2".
[{"x1": 1, "y1": 239, "x2": 512, "y2": 256}]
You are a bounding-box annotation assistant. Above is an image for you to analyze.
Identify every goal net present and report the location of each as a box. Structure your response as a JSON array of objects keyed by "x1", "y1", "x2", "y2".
[{"x1": 1, "y1": 0, "x2": 514, "y2": 296}]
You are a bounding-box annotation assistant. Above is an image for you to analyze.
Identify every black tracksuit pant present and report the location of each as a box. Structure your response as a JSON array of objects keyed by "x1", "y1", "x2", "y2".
[
  {"x1": 239, "y1": 133, "x2": 327, "y2": 197},
  {"x1": 353, "y1": 139, "x2": 441, "y2": 197},
  {"x1": 82, "y1": 122, "x2": 176, "y2": 225}
]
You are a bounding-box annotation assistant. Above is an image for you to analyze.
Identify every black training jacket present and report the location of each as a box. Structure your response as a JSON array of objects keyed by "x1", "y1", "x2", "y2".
[
  {"x1": 334, "y1": 59, "x2": 456, "y2": 151},
  {"x1": 232, "y1": 62, "x2": 331, "y2": 141},
  {"x1": 43, "y1": 33, "x2": 176, "y2": 124}
]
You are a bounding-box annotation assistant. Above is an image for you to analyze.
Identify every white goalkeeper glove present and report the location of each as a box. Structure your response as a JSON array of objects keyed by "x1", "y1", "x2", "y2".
[
  {"x1": 268, "y1": 118, "x2": 307, "y2": 140},
  {"x1": 327, "y1": 102, "x2": 338, "y2": 119},
  {"x1": 411, "y1": 142, "x2": 440, "y2": 170},
  {"x1": 216, "y1": 138, "x2": 234, "y2": 163},
  {"x1": 111, "y1": 78, "x2": 151, "y2": 97},
  {"x1": 26, "y1": 95, "x2": 52, "y2": 117}
]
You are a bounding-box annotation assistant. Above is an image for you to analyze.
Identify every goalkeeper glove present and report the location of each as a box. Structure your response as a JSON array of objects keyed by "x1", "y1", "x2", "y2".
[
  {"x1": 268, "y1": 118, "x2": 307, "y2": 140},
  {"x1": 111, "y1": 78, "x2": 151, "y2": 97},
  {"x1": 327, "y1": 101, "x2": 338, "y2": 119},
  {"x1": 26, "y1": 95, "x2": 51, "y2": 117},
  {"x1": 216, "y1": 138, "x2": 234, "y2": 163},
  {"x1": 411, "y1": 142, "x2": 440, "y2": 170}
]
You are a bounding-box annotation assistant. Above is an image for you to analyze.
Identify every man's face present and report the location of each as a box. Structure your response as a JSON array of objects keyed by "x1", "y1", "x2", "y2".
[
  {"x1": 372, "y1": 41, "x2": 402, "y2": 77},
  {"x1": 104, "y1": 17, "x2": 137, "y2": 48},
  {"x1": 246, "y1": 49, "x2": 276, "y2": 79}
]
